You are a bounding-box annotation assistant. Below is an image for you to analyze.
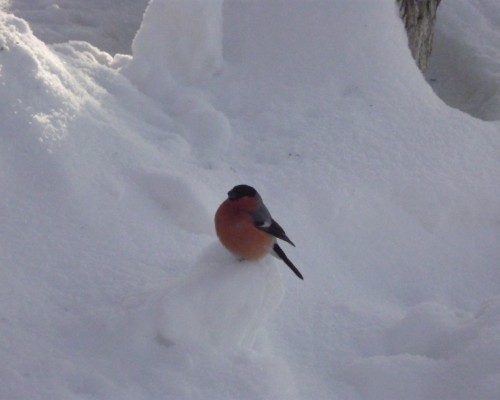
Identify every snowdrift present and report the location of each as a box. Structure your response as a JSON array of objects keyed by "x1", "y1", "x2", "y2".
[{"x1": 1, "y1": 1, "x2": 499, "y2": 399}]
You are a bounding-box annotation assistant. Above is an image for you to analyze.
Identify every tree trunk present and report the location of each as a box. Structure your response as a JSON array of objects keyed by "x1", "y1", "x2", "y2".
[{"x1": 397, "y1": 0, "x2": 441, "y2": 71}]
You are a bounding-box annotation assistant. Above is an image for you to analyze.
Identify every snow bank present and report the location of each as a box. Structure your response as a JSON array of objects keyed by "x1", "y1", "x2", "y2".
[
  {"x1": 92, "y1": 244, "x2": 296, "y2": 400},
  {"x1": 5, "y1": 0, "x2": 148, "y2": 54},
  {"x1": 0, "y1": 7, "x2": 292, "y2": 399},
  {"x1": 129, "y1": 0, "x2": 222, "y2": 85},
  {"x1": 427, "y1": 0, "x2": 500, "y2": 120},
  {"x1": 121, "y1": 0, "x2": 231, "y2": 162},
  {"x1": 340, "y1": 298, "x2": 500, "y2": 400},
  {"x1": 1, "y1": 1, "x2": 500, "y2": 399},
  {"x1": 123, "y1": 0, "x2": 223, "y2": 91},
  {"x1": 0, "y1": 13, "x2": 90, "y2": 143},
  {"x1": 156, "y1": 243, "x2": 284, "y2": 349}
]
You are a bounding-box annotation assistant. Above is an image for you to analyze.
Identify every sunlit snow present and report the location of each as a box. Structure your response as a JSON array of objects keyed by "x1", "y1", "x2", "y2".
[{"x1": 1, "y1": 1, "x2": 499, "y2": 399}]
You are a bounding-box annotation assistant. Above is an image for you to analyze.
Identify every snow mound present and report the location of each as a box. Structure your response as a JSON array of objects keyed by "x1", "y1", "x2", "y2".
[
  {"x1": 1, "y1": 1, "x2": 499, "y2": 399},
  {"x1": 4, "y1": 0, "x2": 148, "y2": 54},
  {"x1": 427, "y1": 0, "x2": 500, "y2": 121},
  {"x1": 96, "y1": 244, "x2": 293, "y2": 400},
  {"x1": 125, "y1": 0, "x2": 223, "y2": 88},
  {"x1": 156, "y1": 242, "x2": 284, "y2": 349},
  {"x1": 340, "y1": 299, "x2": 500, "y2": 400},
  {"x1": 0, "y1": 13, "x2": 90, "y2": 145},
  {"x1": 120, "y1": 0, "x2": 231, "y2": 161}
]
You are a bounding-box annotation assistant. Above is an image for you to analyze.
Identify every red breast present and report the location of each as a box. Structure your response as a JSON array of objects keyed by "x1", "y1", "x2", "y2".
[{"x1": 215, "y1": 199, "x2": 275, "y2": 260}]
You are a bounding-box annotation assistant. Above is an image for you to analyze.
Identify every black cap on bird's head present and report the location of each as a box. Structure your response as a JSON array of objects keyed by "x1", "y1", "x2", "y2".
[{"x1": 228, "y1": 184, "x2": 258, "y2": 201}]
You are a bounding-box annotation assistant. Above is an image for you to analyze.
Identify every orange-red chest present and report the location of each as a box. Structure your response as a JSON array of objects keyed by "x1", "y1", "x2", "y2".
[{"x1": 214, "y1": 200, "x2": 274, "y2": 260}]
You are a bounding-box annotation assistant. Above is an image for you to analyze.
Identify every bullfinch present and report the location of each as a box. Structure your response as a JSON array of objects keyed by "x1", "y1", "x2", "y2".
[{"x1": 215, "y1": 184, "x2": 303, "y2": 280}]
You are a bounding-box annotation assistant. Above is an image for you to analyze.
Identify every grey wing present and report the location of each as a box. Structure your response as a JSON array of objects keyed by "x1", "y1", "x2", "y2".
[{"x1": 253, "y1": 204, "x2": 295, "y2": 246}]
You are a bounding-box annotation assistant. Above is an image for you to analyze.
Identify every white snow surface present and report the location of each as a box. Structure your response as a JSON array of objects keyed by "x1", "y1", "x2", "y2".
[{"x1": 1, "y1": 0, "x2": 499, "y2": 399}]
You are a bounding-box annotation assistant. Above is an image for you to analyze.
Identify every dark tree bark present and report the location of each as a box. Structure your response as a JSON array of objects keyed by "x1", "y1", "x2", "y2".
[{"x1": 397, "y1": 0, "x2": 441, "y2": 71}]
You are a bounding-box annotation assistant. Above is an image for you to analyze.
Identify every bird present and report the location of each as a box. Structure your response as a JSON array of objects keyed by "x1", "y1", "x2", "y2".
[{"x1": 214, "y1": 184, "x2": 303, "y2": 280}]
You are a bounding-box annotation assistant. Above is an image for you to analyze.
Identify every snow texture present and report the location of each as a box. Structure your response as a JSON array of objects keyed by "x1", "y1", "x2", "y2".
[{"x1": 1, "y1": 0, "x2": 499, "y2": 399}]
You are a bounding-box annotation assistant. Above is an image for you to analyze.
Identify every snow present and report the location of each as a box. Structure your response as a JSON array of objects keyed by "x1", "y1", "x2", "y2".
[
  {"x1": 125, "y1": 0, "x2": 223, "y2": 86},
  {"x1": 0, "y1": 0, "x2": 499, "y2": 399},
  {"x1": 426, "y1": 0, "x2": 500, "y2": 121}
]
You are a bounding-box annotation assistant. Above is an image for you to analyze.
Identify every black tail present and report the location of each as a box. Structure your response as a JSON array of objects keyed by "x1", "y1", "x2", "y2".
[{"x1": 273, "y1": 243, "x2": 303, "y2": 280}]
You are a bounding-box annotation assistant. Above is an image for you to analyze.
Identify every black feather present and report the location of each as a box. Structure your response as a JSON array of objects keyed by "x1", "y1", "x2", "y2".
[
  {"x1": 228, "y1": 185, "x2": 257, "y2": 200},
  {"x1": 273, "y1": 243, "x2": 303, "y2": 280},
  {"x1": 257, "y1": 219, "x2": 295, "y2": 247}
]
